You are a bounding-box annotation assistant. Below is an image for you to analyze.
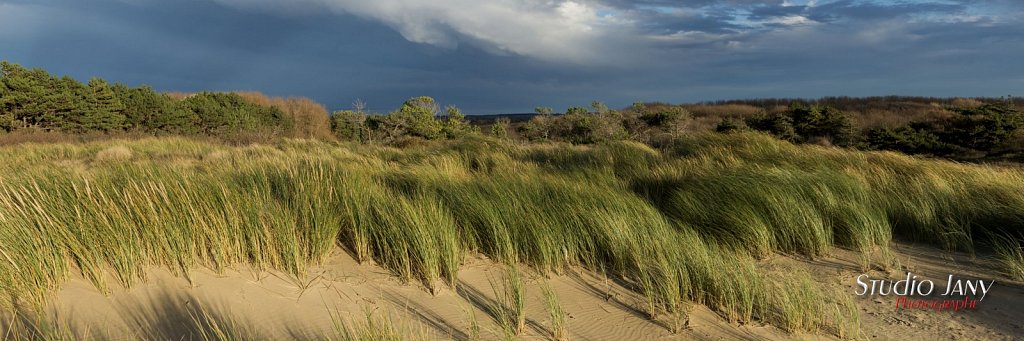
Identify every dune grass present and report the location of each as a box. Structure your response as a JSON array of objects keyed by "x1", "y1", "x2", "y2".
[
  {"x1": 486, "y1": 266, "x2": 526, "y2": 337},
  {"x1": 329, "y1": 309, "x2": 432, "y2": 341},
  {"x1": 541, "y1": 281, "x2": 569, "y2": 340},
  {"x1": 991, "y1": 234, "x2": 1024, "y2": 281},
  {"x1": 1, "y1": 133, "x2": 1023, "y2": 337}
]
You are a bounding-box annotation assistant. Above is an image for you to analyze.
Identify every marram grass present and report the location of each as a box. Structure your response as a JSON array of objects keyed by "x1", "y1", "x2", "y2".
[{"x1": 1, "y1": 133, "x2": 1023, "y2": 338}]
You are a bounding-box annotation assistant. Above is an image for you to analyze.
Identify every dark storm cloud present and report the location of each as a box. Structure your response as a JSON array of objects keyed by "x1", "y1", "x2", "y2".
[{"x1": 1, "y1": 0, "x2": 1022, "y2": 113}]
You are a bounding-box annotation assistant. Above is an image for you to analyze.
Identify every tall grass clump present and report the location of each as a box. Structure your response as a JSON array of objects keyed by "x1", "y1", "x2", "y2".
[
  {"x1": 759, "y1": 271, "x2": 861, "y2": 338},
  {"x1": 541, "y1": 282, "x2": 569, "y2": 340},
  {"x1": 487, "y1": 266, "x2": 526, "y2": 336},
  {"x1": 991, "y1": 234, "x2": 1024, "y2": 281},
  {"x1": 1, "y1": 309, "x2": 80, "y2": 341},
  {"x1": 328, "y1": 309, "x2": 431, "y2": 341}
]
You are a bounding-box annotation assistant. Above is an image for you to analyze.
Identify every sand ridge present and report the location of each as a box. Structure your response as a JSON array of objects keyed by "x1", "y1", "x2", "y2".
[{"x1": 8, "y1": 242, "x2": 1020, "y2": 340}]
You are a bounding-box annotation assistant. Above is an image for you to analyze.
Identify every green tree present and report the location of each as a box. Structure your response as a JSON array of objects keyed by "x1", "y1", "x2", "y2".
[
  {"x1": 941, "y1": 104, "x2": 1024, "y2": 151},
  {"x1": 182, "y1": 92, "x2": 291, "y2": 136},
  {"x1": 788, "y1": 104, "x2": 856, "y2": 146},
  {"x1": 331, "y1": 110, "x2": 367, "y2": 141},
  {"x1": 491, "y1": 118, "x2": 510, "y2": 140},
  {"x1": 520, "y1": 114, "x2": 553, "y2": 141},
  {"x1": 639, "y1": 106, "x2": 689, "y2": 127},
  {"x1": 114, "y1": 84, "x2": 197, "y2": 134},
  {"x1": 47, "y1": 76, "x2": 90, "y2": 132},
  {"x1": 716, "y1": 118, "x2": 748, "y2": 133},
  {"x1": 746, "y1": 112, "x2": 797, "y2": 141},
  {"x1": 442, "y1": 104, "x2": 475, "y2": 138},
  {"x1": 0, "y1": 62, "x2": 61, "y2": 130},
  {"x1": 393, "y1": 96, "x2": 443, "y2": 139},
  {"x1": 565, "y1": 106, "x2": 589, "y2": 116},
  {"x1": 80, "y1": 78, "x2": 127, "y2": 132}
]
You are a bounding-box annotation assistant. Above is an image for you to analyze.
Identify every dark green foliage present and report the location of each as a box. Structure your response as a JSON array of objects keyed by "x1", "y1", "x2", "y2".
[
  {"x1": 865, "y1": 125, "x2": 947, "y2": 155},
  {"x1": 863, "y1": 104, "x2": 1024, "y2": 158},
  {"x1": 520, "y1": 104, "x2": 638, "y2": 144},
  {"x1": 940, "y1": 104, "x2": 1024, "y2": 151},
  {"x1": 0, "y1": 62, "x2": 89, "y2": 132},
  {"x1": 77, "y1": 78, "x2": 127, "y2": 132},
  {"x1": 113, "y1": 84, "x2": 197, "y2": 134},
  {"x1": 0, "y1": 61, "x2": 290, "y2": 138},
  {"x1": 524, "y1": 106, "x2": 626, "y2": 143},
  {"x1": 743, "y1": 104, "x2": 855, "y2": 146},
  {"x1": 788, "y1": 104, "x2": 856, "y2": 146},
  {"x1": 39, "y1": 76, "x2": 90, "y2": 132},
  {"x1": 565, "y1": 106, "x2": 588, "y2": 116},
  {"x1": 715, "y1": 118, "x2": 748, "y2": 133},
  {"x1": 745, "y1": 112, "x2": 796, "y2": 141},
  {"x1": 640, "y1": 106, "x2": 689, "y2": 127},
  {"x1": 330, "y1": 110, "x2": 367, "y2": 141},
  {"x1": 180, "y1": 92, "x2": 292, "y2": 136}
]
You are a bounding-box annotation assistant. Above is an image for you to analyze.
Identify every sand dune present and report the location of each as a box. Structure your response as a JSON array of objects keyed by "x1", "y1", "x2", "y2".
[{"x1": 2, "y1": 242, "x2": 1018, "y2": 340}]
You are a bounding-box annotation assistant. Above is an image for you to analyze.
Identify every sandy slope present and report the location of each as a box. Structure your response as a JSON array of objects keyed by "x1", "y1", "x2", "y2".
[{"x1": 9, "y1": 242, "x2": 1023, "y2": 340}]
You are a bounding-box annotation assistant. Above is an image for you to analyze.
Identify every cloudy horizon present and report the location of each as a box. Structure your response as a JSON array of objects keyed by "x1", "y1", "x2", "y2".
[{"x1": 2, "y1": 0, "x2": 1022, "y2": 113}]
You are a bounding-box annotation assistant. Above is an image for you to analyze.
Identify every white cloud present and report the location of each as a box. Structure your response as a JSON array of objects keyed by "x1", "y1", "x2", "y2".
[
  {"x1": 768, "y1": 15, "x2": 816, "y2": 26},
  {"x1": 215, "y1": 0, "x2": 636, "y2": 64}
]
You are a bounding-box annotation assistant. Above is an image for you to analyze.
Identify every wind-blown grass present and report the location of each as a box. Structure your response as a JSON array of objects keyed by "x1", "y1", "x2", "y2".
[
  {"x1": 541, "y1": 282, "x2": 569, "y2": 340},
  {"x1": 991, "y1": 234, "x2": 1024, "y2": 281},
  {"x1": 2, "y1": 133, "x2": 1023, "y2": 337},
  {"x1": 487, "y1": 266, "x2": 526, "y2": 337}
]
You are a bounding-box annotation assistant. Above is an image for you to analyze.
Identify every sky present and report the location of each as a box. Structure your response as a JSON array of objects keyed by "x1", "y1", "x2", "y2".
[{"x1": 1, "y1": 0, "x2": 1022, "y2": 114}]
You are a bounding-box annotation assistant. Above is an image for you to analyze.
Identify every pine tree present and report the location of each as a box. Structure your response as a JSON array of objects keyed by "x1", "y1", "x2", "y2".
[
  {"x1": 48, "y1": 76, "x2": 89, "y2": 132},
  {"x1": 83, "y1": 78, "x2": 127, "y2": 131},
  {"x1": 0, "y1": 62, "x2": 50, "y2": 130},
  {"x1": 397, "y1": 96, "x2": 443, "y2": 139},
  {"x1": 442, "y1": 104, "x2": 475, "y2": 138}
]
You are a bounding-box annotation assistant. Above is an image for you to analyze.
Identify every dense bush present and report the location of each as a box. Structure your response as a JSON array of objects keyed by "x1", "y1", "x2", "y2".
[
  {"x1": 517, "y1": 103, "x2": 685, "y2": 145},
  {"x1": 330, "y1": 110, "x2": 367, "y2": 141},
  {"x1": 639, "y1": 105, "x2": 689, "y2": 127},
  {"x1": 0, "y1": 61, "x2": 298, "y2": 140},
  {"x1": 235, "y1": 92, "x2": 334, "y2": 140},
  {"x1": 745, "y1": 112, "x2": 796, "y2": 141},
  {"x1": 738, "y1": 104, "x2": 856, "y2": 146},
  {"x1": 862, "y1": 104, "x2": 1024, "y2": 158},
  {"x1": 180, "y1": 92, "x2": 292, "y2": 136},
  {"x1": 864, "y1": 125, "x2": 948, "y2": 155},
  {"x1": 490, "y1": 118, "x2": 511, "y2": 140},
  {"x1": 715, "y1": 117, "x2": 748, "y2": 133},
  {"x1": 940, "y1": 104, "x2": 1024, "y2": 151},
  {"x1": 328, "y1": 96, "x2": 475, "y2": 144},
  {"x1": 113, "y1": 84, "x2": 197, "y2": 134}
]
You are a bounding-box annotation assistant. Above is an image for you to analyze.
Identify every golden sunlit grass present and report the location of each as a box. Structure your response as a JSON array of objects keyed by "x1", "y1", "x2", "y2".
[{"x1": 2, "y1": 133, "x2": 1024, "y2": 338}]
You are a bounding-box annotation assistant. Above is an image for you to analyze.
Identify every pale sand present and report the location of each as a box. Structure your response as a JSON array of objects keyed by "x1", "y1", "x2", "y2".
[{"x1": 8, "y1": 242, "x2": 1023, "y2": 340}]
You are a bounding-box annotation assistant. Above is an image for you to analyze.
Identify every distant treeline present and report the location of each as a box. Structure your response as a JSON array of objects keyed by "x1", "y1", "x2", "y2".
[
  {"x1": 496, "y1": 98, "x2": 1024, "y2": 162},
  {"x1": 0, "y1": 61, "x2": 480, "y2": 145},
  {"x1": 4, "y1": 61, "x2": 1024, "y2": 162},
  {"x1": 695, "y1": 96, "x2": 1024, "y2": 111},
  {"x1": 0, "y1": 61, "x2": 338, "y2": 143}
]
